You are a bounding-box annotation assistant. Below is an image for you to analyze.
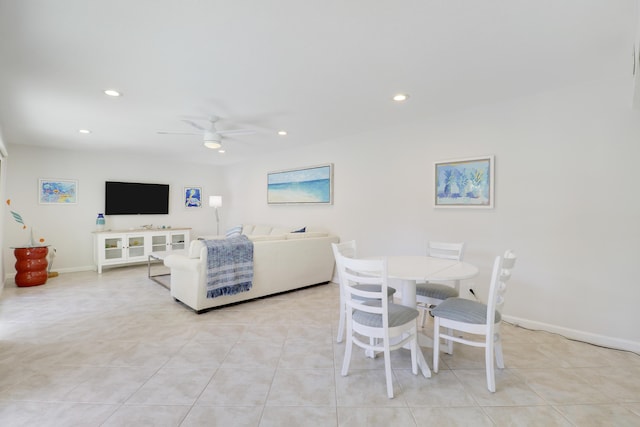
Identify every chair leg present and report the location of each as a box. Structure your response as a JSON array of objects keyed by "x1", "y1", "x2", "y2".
[
  {"x1": 337, "y1": 303, "x2": 345, "y2": 343},
  {"x1": 410, "y1": 328, "x2": 418, "y2": 376},
  {"x1": 336, "y1": 292, "x2": 345, "y2": 343},
  {"x1": 341, "y1": 328, "x2": 353, "y2": 377},
  {"x1": 445, "y1": 328, "x2": 454, "y2": 355},
  {"x1": 433, "y1": 317, "x2": 440, "y2": 373},
  {"x1": 419, "y1": 306, "x2": 427, "y2": 328},
  {"x1": 494, "y1": 332, "x2": 504, "y2": 369},
  {"x1": 384, "y1": 345, "x2": 394, "y2": 398},
  {"x1": 485, "y1": 334, "x2": 496, "y2": 392}
]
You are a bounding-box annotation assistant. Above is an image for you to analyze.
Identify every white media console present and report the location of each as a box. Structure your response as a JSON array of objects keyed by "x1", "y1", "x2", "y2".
[{"x1": 93, "y1": 228, "x2": 191, "y2": 273}]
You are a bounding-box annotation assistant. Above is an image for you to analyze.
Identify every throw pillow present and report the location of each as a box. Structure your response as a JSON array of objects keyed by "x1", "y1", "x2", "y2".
[
  {"x1": 292, "y1": 226, "x2": 306, "y2": 233},
  {"x1": 225, "y1": 225, "x2": 242, "y2": 238}
]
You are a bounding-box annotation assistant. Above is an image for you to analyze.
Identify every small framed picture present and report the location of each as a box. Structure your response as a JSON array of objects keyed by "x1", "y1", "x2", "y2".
[
  {"x1": 434, "y1": 156, "x2": 494, "y2": 208},
  {"x1": 39, "y1": 179, "x2": 78, "y2": 204},
  {"x1": 184, "y1": 186, "x2": 202, "y2": 208}
]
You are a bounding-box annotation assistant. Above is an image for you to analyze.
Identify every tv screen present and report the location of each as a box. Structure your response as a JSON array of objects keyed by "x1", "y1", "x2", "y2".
[{"x1": 105, "y1": 181, "x2": 170, "y2": 215}]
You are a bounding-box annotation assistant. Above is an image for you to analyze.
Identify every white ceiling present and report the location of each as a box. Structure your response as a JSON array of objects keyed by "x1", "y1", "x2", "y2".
[{"x1": 0, "y1": 1, "x2": 636, "y2": 165}]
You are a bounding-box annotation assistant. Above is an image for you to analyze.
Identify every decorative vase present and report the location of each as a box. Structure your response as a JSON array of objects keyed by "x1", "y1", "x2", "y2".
[
  {"x1": 14, "y1": 246, "x2": 49, "y2": 287},
  {"x1": 96, "y1": 213, "x2": 106, "y2": 231}
]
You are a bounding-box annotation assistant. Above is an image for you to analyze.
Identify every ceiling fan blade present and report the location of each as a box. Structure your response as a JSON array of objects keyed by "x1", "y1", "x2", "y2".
[
  {"x1": 157, "y1": 131, "x2": 199, "y2": 135},
  {"x1": 182, "y1": 119, "x2": 207, "y2": 131},
  {"x1": 217, "y1": 129, "x2": 256, "y2": 136}
]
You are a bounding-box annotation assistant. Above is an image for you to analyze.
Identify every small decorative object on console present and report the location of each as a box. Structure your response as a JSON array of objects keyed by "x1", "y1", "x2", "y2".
[{"x1": 96, "y1": 213, "x2": 106, "y2": 231}]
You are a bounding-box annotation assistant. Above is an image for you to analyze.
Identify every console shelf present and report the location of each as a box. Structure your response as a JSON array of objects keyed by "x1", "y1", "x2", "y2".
[{"x1": 93, "y1": 228, "x2": 191, "y2": 273}]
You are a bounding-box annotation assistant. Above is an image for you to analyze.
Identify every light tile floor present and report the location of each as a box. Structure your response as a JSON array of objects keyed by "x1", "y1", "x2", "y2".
[{"x1": 1, "y1": 265, "x2": 639, "y2": 426}]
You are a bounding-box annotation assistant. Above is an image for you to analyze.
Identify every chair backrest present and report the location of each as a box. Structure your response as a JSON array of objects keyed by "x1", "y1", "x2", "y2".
[
  {"x1": 332, "y1": 240, "x2": 357, "y2": 260},
  {"x1": 337, "y1": 253, "x2": 392, "y2": 329},
  {"x1": 486, "y1": 250, "x2": 517, "y2": 325},
  {"x1": 332, "y1": 241, "x2": 356, "y2": 286},
  {"x1": 427, "y1": 241, "x2": 465, "y2": 261}
]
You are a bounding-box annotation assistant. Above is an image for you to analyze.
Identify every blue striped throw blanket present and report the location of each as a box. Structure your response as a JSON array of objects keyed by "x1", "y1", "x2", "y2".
[{"x1": 205, "y1": 235, "x2": 254, "y2": 298}]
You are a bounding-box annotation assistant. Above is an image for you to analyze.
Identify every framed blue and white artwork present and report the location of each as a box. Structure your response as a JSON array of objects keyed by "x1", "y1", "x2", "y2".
[
  {"x1": 39, "y1": 179, "x2": 78, "y2": 204},
  {"x1": 267, "y1": 164, "x2": 333, "y2": 205},
  {"x1": 184, "y1": 186, "x2": 202, "y2": 208},
  {"x1": 434, "y1": 156, "x2": 494, "y2": 208}
]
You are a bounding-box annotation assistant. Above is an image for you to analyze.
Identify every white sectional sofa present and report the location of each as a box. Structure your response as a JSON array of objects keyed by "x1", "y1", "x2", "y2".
[{"x1": 163, "y1": 225, "x2": 340, "y2": 313}]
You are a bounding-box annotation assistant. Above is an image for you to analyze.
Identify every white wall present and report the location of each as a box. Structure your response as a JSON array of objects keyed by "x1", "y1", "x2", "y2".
[
  {"x1": 3, "y1": 146, "x2": 225, "y2": 273},
  {"x1": 3, "y1": 76, "x2": 639, "y2": 352},
  {"x1": 0, "y1": 128, "x2": 7, "y2": 294},
  {"x1": 224, "y1": 77, "x2": 640, "y2": 352}
]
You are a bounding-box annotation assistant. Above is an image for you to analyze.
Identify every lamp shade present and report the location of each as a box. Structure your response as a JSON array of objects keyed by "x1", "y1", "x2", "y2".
[{"x1": 209, "y1": 195, "x2": 222, "y2": 208}]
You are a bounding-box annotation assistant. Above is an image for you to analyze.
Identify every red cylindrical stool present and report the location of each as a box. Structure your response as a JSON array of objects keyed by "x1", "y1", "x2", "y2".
[{"x1": 14, "y1": 246, "x2": 49, "y2": 287}]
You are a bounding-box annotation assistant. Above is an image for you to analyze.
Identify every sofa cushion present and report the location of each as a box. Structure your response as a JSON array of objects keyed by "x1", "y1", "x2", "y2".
[
  {"x1": 248, "y1": 234, "x2": 287, "y2": 242},
  {"x1": 241, "y1": 224, "x2": 254, "y2": 235},
  {"x1": 286, "y1": 231, "x2": 329, "y2": 239},
  {"x1": 252, "y1": 225, "x2": 272, "y2": 235},
  {"x1": 225, "y1": 225, "x2": 242, "y2": 238},
  {"x1": 270, "y1": 227, "x2": 291, "y2": 235}
]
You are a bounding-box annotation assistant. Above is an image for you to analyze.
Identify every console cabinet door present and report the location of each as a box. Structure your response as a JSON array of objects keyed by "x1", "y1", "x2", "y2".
[
  {"x1": 169, "y1": 231, "x2": 189, "y2": 251},
  {"x1": 150, "y1": 233, "x2": 169, "y2": 253},
  {"x1": 125, "y1": 233, "x2": 147, "y2": 261},
  {"x1": 99, "y1": 234, "x2": 125, "y2": 264}
]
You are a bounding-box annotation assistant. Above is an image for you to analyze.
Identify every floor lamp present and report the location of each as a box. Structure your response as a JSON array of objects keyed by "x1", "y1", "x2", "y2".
[{"x1": 209, "y1": 196, "x2": 222, "y2": 235}]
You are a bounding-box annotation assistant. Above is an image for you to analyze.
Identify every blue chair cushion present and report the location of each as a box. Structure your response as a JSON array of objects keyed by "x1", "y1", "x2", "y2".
[
  {"x1": 353, "y1": 302, "x2": 419, "y2": 328},
  {"x1": 352, "y1": 285, "x2": 396, "y2": 299},
  {"x1": 431, "y1": 297, "x2": 501, "y2": 324},
  {"x1": 415, "y1": 282, "x2": 458, "y2": 300}
]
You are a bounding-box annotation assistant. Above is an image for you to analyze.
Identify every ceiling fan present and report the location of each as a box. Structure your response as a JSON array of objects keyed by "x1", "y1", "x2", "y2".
[{"x1": 157, "y1": 116, "x2": 256, "y2": 149}]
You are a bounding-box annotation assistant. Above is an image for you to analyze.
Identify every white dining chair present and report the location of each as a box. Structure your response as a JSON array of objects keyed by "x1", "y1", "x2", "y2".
[
  {"x1": 432, "y1": 250, "x2": 517, "y2": 392},
  {"x1": 415, "y1": 241, "x2": 466, "y2": 328},
  {"x1": 337, "y1": 253, "x2": 419, "y2": 398},
  {"x1": 332, "y1": 241, "x2": 395, "y2": 343}
]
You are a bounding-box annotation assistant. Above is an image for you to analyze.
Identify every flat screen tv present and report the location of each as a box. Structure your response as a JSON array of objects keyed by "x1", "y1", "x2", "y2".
[{"x1": 105, "y1": 181, "x2": 170, "y2": 215}]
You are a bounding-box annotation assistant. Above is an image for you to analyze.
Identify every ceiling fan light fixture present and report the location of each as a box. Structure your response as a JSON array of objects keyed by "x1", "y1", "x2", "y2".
[
  {"x1": 203, "y1": 130, "x2": 222, "y2": 149},
  {"x1": 204, "y1": 140, "x2": 222, "y2": 149}
]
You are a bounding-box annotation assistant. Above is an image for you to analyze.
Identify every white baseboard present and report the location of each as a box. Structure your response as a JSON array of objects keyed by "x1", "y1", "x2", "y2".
[{"x1": 502, "y1": 314, "x2": 640, "y2": 354}]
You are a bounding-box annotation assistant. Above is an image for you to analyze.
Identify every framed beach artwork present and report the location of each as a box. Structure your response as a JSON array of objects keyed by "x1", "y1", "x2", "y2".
[
  {"x1": 184, "y1": 186, "x2": 202, "y2": 208},
  {"x1": 434, "y1": 156, "x2": 494, "y2": 208},
  {"x1": 38, "y1": 179, "x2": 78, "y2": 204},
  {"x1": 267, "y1": 163, "x2": 333, "y2": 205}
]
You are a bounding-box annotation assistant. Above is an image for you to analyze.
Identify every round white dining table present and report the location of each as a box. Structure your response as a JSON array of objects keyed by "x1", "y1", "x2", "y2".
[
  {"x1": 378, "y1": 255, "x2": 479, "y2": 377},
  {"x1": 385, "y1": 255, "x2": 479, "y2": 308}
]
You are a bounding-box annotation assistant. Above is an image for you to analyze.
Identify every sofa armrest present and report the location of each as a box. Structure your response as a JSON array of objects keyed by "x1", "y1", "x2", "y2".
[
  {"x1": 164, "y1": 254, "x2": 202, "y2": 271},
  {"x1": 197, "y1": 235, "x2": 226, "y2": 241}
]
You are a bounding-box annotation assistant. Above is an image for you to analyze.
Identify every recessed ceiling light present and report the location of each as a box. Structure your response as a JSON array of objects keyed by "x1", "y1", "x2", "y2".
[
  {"x1": 392, "y1": 93, "x2": 409, "y2": 102},
  {"x1": 78, "y1": 129, "x2": 91, "y2": 134},
  {"x1": 104, "y1": 89, "x2": 121, "y2": 97},
  {"x1": 218, "y1": 149, "x2": 225, "y2": 154},
  {"x1": 278, "y1": 130, "x2": 287, "y2": 136}
]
